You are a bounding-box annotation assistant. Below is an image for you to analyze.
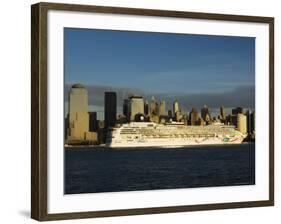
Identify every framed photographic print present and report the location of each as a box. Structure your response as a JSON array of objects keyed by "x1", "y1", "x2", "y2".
[{"x1": 31, "y1": 2, "x2": 274, "y2": 221}]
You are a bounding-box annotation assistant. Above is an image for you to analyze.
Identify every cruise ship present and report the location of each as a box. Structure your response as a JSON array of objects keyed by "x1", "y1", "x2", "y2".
[{"x1": 105, "y1": 122, "x2": 247, "y2": 148}]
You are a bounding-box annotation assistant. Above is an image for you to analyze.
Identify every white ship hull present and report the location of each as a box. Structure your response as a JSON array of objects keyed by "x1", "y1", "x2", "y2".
[
  {"x1": 106, "y1": 122, "x2": 246, "y2": 148},
  {"x1": 107, "y1": 137, "x2": 244, "y2": 148}
]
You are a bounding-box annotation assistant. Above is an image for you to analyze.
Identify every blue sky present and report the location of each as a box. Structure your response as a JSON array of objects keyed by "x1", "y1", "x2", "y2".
[
  {"x1": 64, "y1": 28, "x2": 255, "y2": 94},
  {"x1": 64, "y1": 28, "x2": 255, "y2": 119}
]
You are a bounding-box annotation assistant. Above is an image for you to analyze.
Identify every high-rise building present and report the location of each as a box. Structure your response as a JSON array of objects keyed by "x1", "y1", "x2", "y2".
[
  {"x1": 144, "y1": 100, "x2": 149, "y2": 115},
  {"x1": 201, "y1": 105, "x2": 211, "y2": 122},
  {"x1": 130, "y1": 95, "x2": 144, "y2": 121},
  {"x1": 68, "y1": 84, "x2": 89, "y2": 140},
  {"x1": 175, "y1": 111, "x2": 183, "y2": 122},
  {"x1": 104, "y1": 92, "x2": 117, "y2": 128},
  {"x1": 182, "y1": 114, "x2": 189, "y2": 125},
  {"x1": 247, "y1": 110, "x2": 255, "y2": 134},
  {"x1": 231, "y1": 115, "x2": 238, "y2": 127},
  {"x1": 189, "y1": 108, "x2": 200, "y2": 125},
  {"x1": 197, "y1": 117, "x2": 205, "y2": 126},
  {"x1": 237, "y1": 113, "x2": 247, "y2": 134},
  {"x1": 88, "y1": 112, "x2": 98, "y2": 132},
  {"x1": 123, "y1": 99, "x2": 129, "y2": 119},
  {"x1": 220, "y1": 106, "x2": 226, "y2": 120},
  {"x1": 150, "y1": 96, "x2": 158, "y2": 115},
  {"x1": 168, "y1": 110, "x2": 172, "y2": 119},
  {"x1": 159, "y1": 100, "x2": 166, "y2": 116},
  {"x1": 64, "y1": 115, "x2": 69, "y2": 140},
  {"x1": 231, "y1": 107, "x2": 248, "y2": 129},
  {"x1": 173, "y1": 100, "x2": 179, "y2": 117},
  {"x1": 251, "y1": 111, "x2": 255, "y2": 133},
  {"x1": 232, "y1": 107, "x2": 246, "y2": 115}
]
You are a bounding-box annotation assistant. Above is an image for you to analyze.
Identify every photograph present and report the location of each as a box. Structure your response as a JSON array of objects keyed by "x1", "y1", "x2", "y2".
[
  {"x1": 31, "y1": 2, "x2": 274, "y2": 220},
  {"x1": 63, "y1": 28, "x2": 256, "y2": 194}
]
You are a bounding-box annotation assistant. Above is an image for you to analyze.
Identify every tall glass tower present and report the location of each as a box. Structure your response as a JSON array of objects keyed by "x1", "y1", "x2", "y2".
[{"x1": 104, "y1": 92, "x2": 117, "y2": 128}]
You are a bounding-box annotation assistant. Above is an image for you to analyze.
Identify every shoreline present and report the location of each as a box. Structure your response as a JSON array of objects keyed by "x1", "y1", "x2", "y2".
[{"x1": 65, "y1": 141, "x2": 255, "y2": 150}]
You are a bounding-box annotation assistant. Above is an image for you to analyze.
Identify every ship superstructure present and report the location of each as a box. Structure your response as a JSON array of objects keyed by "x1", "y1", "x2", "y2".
[{"x1": 106, "y1": 122, "x2": 246, "y2": 148}]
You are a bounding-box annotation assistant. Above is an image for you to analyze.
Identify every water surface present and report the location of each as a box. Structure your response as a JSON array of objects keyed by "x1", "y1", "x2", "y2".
[{"x1": 64, "y1": 143, "x2": 255, "y2": 194}]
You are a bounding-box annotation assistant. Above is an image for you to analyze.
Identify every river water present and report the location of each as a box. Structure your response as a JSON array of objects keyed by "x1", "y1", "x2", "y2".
[{"x1": 65, "y1": 142, "x2": 255, "y2": 194}]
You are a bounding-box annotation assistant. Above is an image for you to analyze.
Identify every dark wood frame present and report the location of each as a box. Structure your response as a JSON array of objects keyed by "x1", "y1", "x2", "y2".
[{"x1": 31, "y1": 2, "x2": 274, "y2": 221}]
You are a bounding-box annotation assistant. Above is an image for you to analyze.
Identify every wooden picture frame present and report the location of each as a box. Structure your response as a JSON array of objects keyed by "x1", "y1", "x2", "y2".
[{"x1": 31, "y1": 2, "x2": 274, "y2": 221}]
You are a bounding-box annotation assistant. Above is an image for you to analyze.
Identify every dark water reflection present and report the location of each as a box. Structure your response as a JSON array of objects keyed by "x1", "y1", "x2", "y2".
[{"x1": 65, "y1": 143, "x2": 255, "y2": 194}]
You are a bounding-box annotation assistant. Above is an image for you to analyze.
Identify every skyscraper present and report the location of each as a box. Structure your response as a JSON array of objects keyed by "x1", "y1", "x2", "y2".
[
  {"x1": 168, "y1": 110, "x2": 172, "y2": 119},
  {"x1": 150, "y1": 96, "x2": 158, "y2": 115},
  {"x1": 123, "y1": 99, "x2": 129, "y2": 119},
  {"x1": 88, "y1": 111, "x2": 98, "y2": 132},
  {"x1": 104, "y1": 92, "x2": 117, "y2": 128},
  {"x1": 189, "y1": 108, "x2": 200, "y2": 125},
  {"x1": 247, "y1": 110, "x2": 255, "y2": 134},
  {"x1": 175, "y1": 111, "x2": 183, "y2": 122},
  {"x1": 144, "y1": 100, "x2": 149, "y2": 115},
  {"x1": 173, "y1": 100, "x2": 179, "y2": 117},
  {"x1": 130, "y1": 95, "x2": 144, "y2": 121},
  {"x1": 220, "y1": 106, "x2": 226, "y2": 120},
  {"x1": 159, "y1": 100, "x2": 166, "y2": 116},
  {"x1": 231, "y1": 115, "x2": 238, "y2": 127},
  {"x1": 237, "y1": 113, "x2": 247, "y2": 134},
  {"x1": 64, "y1": 115, "x2": 69, "y2": 140},
  {"x1": 201, "y1": 105, "x2": 211, "y2": 122},
  {"x1": 68, "y1": 84, "x2": 89, "y2": 140},
  {"x1": 251, "y1": 111, "x2": 255, "y2": 133},
  {"x1": 232, "y1": 107, "x2": 246, "y2": 115}
]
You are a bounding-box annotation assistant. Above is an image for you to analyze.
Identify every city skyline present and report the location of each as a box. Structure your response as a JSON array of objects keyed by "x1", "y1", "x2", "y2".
[
  {"x1": 64, "y1": 28, "x2": 255, "y2": 120},
  {"x1": 64, "y1": 83, "x2": 254, "y2": 120},
  {"x1": 65, "y1": 83, "x2": 255, "y2": 146}
]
